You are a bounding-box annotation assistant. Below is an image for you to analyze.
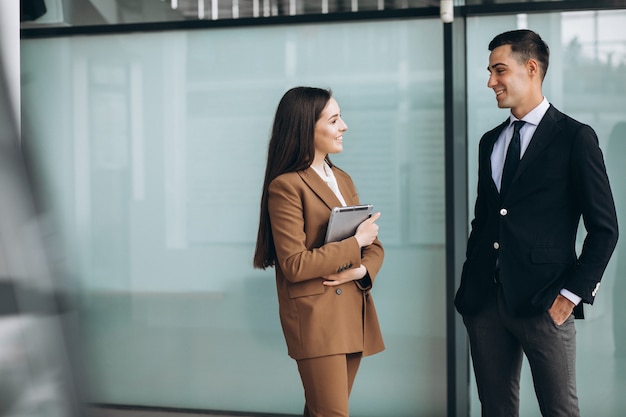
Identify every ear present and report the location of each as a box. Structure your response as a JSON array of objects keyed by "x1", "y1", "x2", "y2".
[{"x1": 527, "y1": 58, "x2": 540, "y2": 77}]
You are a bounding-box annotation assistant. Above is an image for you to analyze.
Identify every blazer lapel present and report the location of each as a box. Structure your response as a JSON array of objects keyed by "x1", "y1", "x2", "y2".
[
  {"x1": 485, "y1": 120, "x2": 508, "y2": 196},
  {"x1": 334, "y1": 168, "x2": 358, "y2": 206},
  {"x1": 298, "y1": 167, "x2": 344, "y2": 209},
  {"x1": 514, "y1": 105, "x2": 562, "y2": 182}
]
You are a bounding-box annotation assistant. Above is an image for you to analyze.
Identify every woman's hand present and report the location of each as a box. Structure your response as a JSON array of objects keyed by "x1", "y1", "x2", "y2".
[
  {"x1": 354, "y1": 212, "x2": 380, "y2": 248},
  {"x1": 323, "y1": 265, "x2": 367, "y2": 286}
]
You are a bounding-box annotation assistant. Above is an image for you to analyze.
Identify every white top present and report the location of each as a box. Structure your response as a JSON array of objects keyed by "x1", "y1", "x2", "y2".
[{"x1": 312, "y1": 162, "x2": 347, "y2": 207}]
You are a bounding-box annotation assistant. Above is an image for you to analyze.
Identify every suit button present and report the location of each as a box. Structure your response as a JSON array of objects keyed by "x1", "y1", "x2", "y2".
[
  {"x1": 500, "y1": 208, "x2": 508, "y2": 216},
  {"x1": 493, "y1": 242, "x2": 500, "y2": 250},
  {"x1": 592, "y1": 282, "x2": 601, "y2": 297},
  {"x1": 336, "y1": 289, "x2": 342, "y2": 295}
]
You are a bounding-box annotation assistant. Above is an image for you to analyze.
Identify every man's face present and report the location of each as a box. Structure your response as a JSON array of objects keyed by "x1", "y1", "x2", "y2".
[{"x1": 487, "y1": 44, "x2": 534, "y2": 114}]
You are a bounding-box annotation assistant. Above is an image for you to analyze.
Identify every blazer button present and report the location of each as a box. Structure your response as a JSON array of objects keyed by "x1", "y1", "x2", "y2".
[
  {"x1": 500, "y1": 208, "x2": 508, "y2": 216},
  {"x1": 592, "y1": 282, "x2": 601, "y2": 297},
  {"x1": 336, "y1": 289, "x2": 342, "y2": 295},
  {"x1": 493, "y1": 242, "x2": 500, "y2": 250}
]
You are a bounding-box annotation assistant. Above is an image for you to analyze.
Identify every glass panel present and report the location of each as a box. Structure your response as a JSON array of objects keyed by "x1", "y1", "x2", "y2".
[
  {"x1": 466, "y1": 11, "x2": 626, "y2": 416},
  {"x1": 21, "y1": 18, "x2": 446, "y2": 416}
]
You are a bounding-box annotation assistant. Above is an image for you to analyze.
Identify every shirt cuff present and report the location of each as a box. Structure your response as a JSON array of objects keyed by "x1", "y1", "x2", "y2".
[{"x1": 560, "y1": 288, "x2": 582, "y2": 305}]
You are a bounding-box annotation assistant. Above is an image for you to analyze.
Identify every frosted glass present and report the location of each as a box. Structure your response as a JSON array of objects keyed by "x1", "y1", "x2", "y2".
[
  {"x1": 466, "y1": 11, "x2": 626, "y2": 417},
  {"x1": 21, "y1": 18, "x2": 446, "y2": 416}
]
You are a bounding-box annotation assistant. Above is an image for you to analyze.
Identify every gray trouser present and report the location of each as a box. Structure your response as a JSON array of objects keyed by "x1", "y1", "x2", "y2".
[{"x1": 463, "y1": 287, "x2": 580, "y2": 417}]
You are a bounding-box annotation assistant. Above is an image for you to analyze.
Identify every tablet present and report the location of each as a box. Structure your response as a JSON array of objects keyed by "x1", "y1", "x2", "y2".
[{"x1": 324, "y1": 204, "x2": 374, "y2": 243}]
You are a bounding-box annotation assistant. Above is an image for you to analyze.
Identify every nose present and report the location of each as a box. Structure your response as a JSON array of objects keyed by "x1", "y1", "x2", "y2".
[
  {"x1": 340, "y1": 118, "x2": 348, "y2": 131},
  {"x1": 487, "y1": 73, "x2": 497, "y2": 88}
]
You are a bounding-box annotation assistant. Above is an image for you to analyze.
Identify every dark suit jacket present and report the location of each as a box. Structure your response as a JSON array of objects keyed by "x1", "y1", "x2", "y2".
[
  {"x1": 456, "y1": 105, "x2": 619, "y2": 318},
  {"x1": 268, "y1": 165, "x2": 385, "y2": 360}
]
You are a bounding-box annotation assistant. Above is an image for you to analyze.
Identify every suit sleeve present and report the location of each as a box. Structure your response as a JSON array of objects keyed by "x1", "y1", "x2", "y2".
[
  {"x1": 268, "y1": 176, "x2": 365, "y2": 283},
  {"x1": 564, "y1": 124, "x2": 619, "y2": 304},
  {"x1": 465, "y1": 133, "x2": 491, "y2": 260}
]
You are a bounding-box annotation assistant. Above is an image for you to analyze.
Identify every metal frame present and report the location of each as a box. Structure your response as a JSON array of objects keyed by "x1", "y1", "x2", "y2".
[{"x1": 443, "y1": 5, "x2": 469, "y2": 417}]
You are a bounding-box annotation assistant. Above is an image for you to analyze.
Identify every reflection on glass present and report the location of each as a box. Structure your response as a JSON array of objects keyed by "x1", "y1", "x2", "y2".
[{"x1": 607, "y1": 121, "x2": 626, "y2": 383}]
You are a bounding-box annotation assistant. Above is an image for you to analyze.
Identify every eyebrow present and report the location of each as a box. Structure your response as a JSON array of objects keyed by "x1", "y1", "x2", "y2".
[{"x1": 487, "y1": 63, "x2": 508, "y2": 72}]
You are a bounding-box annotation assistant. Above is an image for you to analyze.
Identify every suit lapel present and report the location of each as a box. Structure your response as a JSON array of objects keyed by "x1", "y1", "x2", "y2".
[
  {"x1": 298, "y1": 167, "x2": 344, "y2": 209},
  {"x1": 514, "y1": 105, "x2": 562, "y2": 182},
  {"x1": 484, "y1": 120, "x2": 508, "y2": 196}
]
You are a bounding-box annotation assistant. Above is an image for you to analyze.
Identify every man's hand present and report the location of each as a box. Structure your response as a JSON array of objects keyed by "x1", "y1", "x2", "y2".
[
  {"x1": 323, "y1": 265, "x2": 367, "y2": 287},
  {"x1": 548, "y1": 294, "x2": 575, "y2": 326}
]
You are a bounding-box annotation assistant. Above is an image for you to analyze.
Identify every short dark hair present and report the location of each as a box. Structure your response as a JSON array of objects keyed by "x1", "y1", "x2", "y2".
[
  {"x1": 253, "y1": 86, "x2": 333, "y2": 269},
  {"x1": 489, "y1": 29, "x2": 550, "y2": 80}
]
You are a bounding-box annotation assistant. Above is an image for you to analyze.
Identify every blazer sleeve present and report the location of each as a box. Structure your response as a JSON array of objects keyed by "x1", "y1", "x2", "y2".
[
  {"x1": 268, "y1": 175, "x2": 365, "y2": 283},
  {"x1": 465, "y1": 132, "x2": 492, "y2": 259},
  {"x1": 353, "y1": 236, "x2": 384, "y2": 291},
  {"x1": 333, "y1": 168, "x2": 384, "y2": 291},
  {"x1": 563, "y1": 124, "x2": 619, "y2": 303}
]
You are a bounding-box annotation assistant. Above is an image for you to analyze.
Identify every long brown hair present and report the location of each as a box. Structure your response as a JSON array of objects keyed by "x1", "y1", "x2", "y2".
[{"x1": 253, "y1": 87, "x2": 332, "y2": 269}]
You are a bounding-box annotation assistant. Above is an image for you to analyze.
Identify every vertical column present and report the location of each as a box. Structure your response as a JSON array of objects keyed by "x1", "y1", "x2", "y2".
[{"x1": 443, "y1": 1, "x2": 470, "y2": 417}]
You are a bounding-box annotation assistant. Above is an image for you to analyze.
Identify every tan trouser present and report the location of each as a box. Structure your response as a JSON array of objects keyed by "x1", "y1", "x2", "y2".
[{"x1": 297, "y1": 352, "x2": 363, "y2": 417}]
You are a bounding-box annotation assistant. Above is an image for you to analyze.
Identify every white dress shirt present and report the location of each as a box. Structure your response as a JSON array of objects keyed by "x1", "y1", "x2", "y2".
[{"x1": 312, "y1": 162, "x2": 347, "y2": 207}]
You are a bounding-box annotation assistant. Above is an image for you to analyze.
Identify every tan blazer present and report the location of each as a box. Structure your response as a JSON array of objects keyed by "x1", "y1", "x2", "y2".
[{"x1": 268, "y1": 165, "x2": 385, "y2": 360}]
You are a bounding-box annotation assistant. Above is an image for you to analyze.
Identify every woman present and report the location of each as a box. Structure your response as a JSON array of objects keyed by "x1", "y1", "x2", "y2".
[{"x1": 253, "y1": 86, "x2": 385, "y2": 417}]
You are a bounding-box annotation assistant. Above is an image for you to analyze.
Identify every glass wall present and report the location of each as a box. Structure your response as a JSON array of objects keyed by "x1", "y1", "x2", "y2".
[
  {"x1": 21, "y1": 18, "x2": 447, "y2": 416},
  {"x1": 466, "y1": 10, "x2": 626, "y2": 416}
]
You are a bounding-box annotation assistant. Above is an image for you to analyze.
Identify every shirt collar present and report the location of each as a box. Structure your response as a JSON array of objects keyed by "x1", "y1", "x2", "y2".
[{"x1": 509, "y1": 97, "x2": 549, "y2": 126}]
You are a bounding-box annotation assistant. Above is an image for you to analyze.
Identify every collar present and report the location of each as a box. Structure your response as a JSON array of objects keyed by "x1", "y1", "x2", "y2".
[
  {"x1": 509, "y1": 96, "x2": 549, "y2": 126},
  {"x1": 299, "y1": 167, "x2": 346, "y2": 209}
]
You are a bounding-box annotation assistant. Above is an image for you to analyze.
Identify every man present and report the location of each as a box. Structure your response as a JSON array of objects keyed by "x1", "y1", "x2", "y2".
[{"x1": 455, "y1": 29, "x2": 619, "y2": 417}]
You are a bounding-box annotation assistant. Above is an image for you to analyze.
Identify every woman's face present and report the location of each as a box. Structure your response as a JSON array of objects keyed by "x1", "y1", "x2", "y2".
[{"x1": 314, "y1": 97, "x2": 348, "y2": 160}]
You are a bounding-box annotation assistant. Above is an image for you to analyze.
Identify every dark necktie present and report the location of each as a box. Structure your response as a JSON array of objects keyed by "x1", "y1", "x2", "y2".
[{"x1": 501, "y1": 120, "x2": 526, "y2": 196}]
